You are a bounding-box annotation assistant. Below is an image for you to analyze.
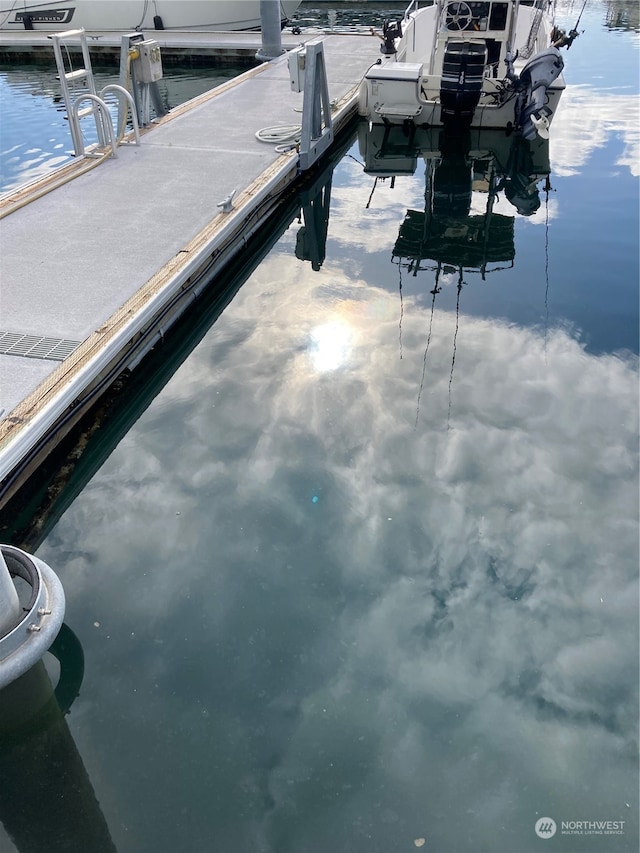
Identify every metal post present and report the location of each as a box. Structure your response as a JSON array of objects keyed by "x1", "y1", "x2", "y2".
[
  {"x1": 256, "y1": 0, "x2": 283, "y2": 61},
  {"x1": 120, "y1": 33, "x2": 166, "y2": 128},
  {"x1": 120, "y1": 33, "x2": 145, "y2": 127},
  {"x1": 0, "y1": 546, "x2": 65, "y2": 691},
  {"x1": 299, "y1": 40, "x2": 334, "y2": 171}
]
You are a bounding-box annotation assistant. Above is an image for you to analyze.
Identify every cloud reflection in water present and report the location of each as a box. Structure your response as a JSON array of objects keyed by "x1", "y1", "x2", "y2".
[
  {"x1": 551, "y1": 86, "x2": 640, "y2": 177},
  {"x1": 38, "y1": 253, "x2": 639, "y2": 853}
]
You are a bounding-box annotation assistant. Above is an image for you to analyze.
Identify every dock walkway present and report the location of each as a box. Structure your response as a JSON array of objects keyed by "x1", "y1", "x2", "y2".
[{"x1": 0, "y1": 33, "x2": 379, "y2": 505}]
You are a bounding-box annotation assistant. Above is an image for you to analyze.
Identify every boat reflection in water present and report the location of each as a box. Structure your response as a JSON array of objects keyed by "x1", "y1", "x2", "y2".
[
  {"x1": 0, "y1": 625, "x2": 117, "y2": 853},
  {"x1": 357, "y1": 122, "x2": 553, "y2": 424},
  {"x1": 358, "y1": 122, "x2": 551, "y2": 286}
]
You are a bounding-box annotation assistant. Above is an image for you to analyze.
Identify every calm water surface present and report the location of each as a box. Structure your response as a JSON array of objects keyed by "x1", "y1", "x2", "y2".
[{"x1": 0, "y1": 2, "x2": 638, "y2": 852}]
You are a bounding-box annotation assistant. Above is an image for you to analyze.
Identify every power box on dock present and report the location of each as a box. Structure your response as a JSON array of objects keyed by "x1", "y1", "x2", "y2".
[
  {"x1": 288, "y1": 43, "x2": 306, "y2": 92},
  {"x1": 136, "y1": 39, "x2": 163, "y2": 83}
]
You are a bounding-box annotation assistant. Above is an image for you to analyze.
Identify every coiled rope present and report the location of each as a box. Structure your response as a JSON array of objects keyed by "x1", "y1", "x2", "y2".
[{"x1": 255, "y1": 124, "x2": 301, "y2": 153}]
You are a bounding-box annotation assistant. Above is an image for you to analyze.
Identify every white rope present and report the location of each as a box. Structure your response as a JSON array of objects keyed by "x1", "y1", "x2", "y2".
[{"x1": 255, "y1": 124, "x2": 302, "y2": 153}]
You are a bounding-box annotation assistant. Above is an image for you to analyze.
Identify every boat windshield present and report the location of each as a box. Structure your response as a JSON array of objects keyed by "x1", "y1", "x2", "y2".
[{"x1": 441, "y1": 1, "x2": 511, "y2": 33}]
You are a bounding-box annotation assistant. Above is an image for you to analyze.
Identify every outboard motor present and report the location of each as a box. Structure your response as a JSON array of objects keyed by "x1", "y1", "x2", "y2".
[
  {"x1": 517, "y1": 47, "x2": 564, "y2": 140},
  {"x1": 380, "y1": 19, "x2": 402, "y2": 54},
  {"x1": 440, "y1": 41, "x2": 488, "y2": 125}
]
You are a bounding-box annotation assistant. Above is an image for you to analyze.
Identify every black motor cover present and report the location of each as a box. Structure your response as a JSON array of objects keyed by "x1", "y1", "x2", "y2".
[{"x1": 440, "y1": 41, "x2": 488, "y2": 122}]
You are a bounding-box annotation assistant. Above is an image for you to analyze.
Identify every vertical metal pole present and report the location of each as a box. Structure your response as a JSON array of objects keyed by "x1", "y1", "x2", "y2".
[
  {"x1": 256, "y1": 0, "x2": 283, "y2": 61},
  {"x1": 120, "y1": 33, "x2": 145, "y2": 127}
]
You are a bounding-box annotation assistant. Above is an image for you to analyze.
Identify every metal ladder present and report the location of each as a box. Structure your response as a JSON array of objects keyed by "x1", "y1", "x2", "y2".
[
  {"x1": 51, "y1": 29, "x2": 109, "y2": 156},
  {"x1": 51, "y1": 29, "x2": 139, "y2": 159}
]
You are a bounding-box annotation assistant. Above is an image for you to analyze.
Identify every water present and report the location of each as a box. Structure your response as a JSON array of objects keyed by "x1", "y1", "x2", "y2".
[{"x1": 0, "y1": 2, "x2": 638, "y2": 852}]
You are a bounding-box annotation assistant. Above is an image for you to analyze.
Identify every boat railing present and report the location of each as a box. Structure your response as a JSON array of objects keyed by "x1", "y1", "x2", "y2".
[
  {"x1": 404, "y1": 0, "x2": 419, "y2": 20},
  {"x1": 403, "y1": 0, "x2": 437, "y2": 23}
]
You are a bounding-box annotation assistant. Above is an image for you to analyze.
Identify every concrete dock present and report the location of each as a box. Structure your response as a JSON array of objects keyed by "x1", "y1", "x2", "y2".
[{"x1": 0, "y1": 32, "x2": 380, "y2": 508}]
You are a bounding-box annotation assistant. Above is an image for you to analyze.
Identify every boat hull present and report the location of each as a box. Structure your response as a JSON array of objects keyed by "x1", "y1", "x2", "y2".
[
  {"x1": 358, "y1": 62, "x2": 565, "y2": 131},
  {"x1": 0, "y1": 1, "x2": 301, "y2": 32}
]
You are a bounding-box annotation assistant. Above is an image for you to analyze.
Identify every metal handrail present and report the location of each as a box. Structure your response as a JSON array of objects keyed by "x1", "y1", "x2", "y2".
[
  {"x1": 404, "y1": 0, "x2": 421, "y2": 21},
  {"x1": 70, "y1": 94, "x2": 118, "y2": 159},
  {"x1": 99, "y1": 84, "x2": 141, "y2": 146}
]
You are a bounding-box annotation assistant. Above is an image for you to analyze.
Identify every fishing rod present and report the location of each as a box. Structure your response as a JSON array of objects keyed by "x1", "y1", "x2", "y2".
[
  {"x1": 564, "y1": 0, "x2": 588, "y2": 49},
  {"x1": 573, "y1": 0, "x2": 589, "y2": 31}
]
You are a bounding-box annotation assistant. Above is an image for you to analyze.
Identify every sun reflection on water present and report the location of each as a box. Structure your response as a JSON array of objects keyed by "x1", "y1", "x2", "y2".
[{"x1": 308, "y1": 321, "x2": 353, "y2": 372}]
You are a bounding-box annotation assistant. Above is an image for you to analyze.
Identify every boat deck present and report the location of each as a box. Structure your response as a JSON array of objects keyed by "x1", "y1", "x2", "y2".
[{"x1": 0, "y1": 32, "x2": 380, "y2": 505}]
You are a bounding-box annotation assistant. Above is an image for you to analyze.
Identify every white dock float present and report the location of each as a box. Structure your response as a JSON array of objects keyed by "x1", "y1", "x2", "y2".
[{"x1": 0, "y1": 33, "x2": 380, "y2": 507}]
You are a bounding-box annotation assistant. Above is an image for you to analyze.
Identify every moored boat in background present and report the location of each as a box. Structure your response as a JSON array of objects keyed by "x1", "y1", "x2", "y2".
[
  {"x1": 0, "y1": 0, "x2": 302, "y2": 32},
  {"x1": 358, "y1": 0, "x2": 580, "y2": 140}
]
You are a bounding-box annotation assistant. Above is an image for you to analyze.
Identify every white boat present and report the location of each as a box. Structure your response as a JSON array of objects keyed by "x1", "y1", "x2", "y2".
[
  {"x1": 358, "y1": 0, "x2": 579, "y2": 140},
  {"x1": 0, "y1": 1, "x2": 301, "y2": 32}
]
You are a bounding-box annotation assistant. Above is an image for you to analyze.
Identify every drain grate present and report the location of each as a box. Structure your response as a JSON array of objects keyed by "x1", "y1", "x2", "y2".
[{"x1": 0, "y1": 330, "x2": 81, "y2": 362}]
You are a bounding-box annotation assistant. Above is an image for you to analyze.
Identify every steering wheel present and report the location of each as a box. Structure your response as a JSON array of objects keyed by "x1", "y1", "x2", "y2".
[{"x1": 445, "y1": 1, "x2": 473, "y2": 31}]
